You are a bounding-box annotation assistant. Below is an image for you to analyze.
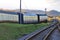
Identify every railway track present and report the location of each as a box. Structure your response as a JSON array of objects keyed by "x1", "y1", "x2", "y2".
[
  {"x1": 44, "y1": 24, "x2": 60, "y2": 40},
  {"x1": 19, "y1": 20, "x2": 59, "y2": 40}
]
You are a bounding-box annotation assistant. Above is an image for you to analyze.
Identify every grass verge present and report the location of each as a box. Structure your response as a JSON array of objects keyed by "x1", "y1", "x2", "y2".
[{"x1": 0, "y1": 23, "x2": 49, "y2": 40}]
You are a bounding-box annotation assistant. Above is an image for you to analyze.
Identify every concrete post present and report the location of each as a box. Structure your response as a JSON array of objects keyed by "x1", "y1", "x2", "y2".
[
  {"x1": 37, "y1": 14, "x2": 40, "y2": 23},
  {"x1": 18, "y1": 12, "x2": 23, "y2": 24}
]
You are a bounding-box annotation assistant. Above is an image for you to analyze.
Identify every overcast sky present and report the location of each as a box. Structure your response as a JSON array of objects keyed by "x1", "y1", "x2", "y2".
[{"x1": 0, "y1": 0, "x2": 60, "y2": 11}]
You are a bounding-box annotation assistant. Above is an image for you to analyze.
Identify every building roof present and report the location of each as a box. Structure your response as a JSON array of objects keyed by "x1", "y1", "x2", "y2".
[
  {"x1": 0, "y1": 10, "x2": 17, "y2": 15},
  {"x1": 36, "y1": 14, "x2": 47, "y2": 16}
]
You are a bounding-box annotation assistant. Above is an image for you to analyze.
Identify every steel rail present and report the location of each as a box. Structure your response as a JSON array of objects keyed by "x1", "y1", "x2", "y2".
[
  {"x1": 43, "y1": 24, "x2": 58, "y2": 40},
  {"x1": 26, "y1": 23, "x2": 58, "y2": 40},
  {"x1": 19, "y1": 21, "x2": 58, "y2": 40}
]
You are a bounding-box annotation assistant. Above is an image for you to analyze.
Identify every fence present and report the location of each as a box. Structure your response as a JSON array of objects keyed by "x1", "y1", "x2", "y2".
[{"x1": 0, "y1": 11, "x2": 47, "y2": 24}]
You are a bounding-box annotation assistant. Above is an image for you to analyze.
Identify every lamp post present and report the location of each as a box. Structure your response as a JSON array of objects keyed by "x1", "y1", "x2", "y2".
[
  {"x1": 45, "y1": 8, "x2": 47, "y2": 14},
  {"x1": 45, "y1": 8, "x2": 48, "y2": 22}
]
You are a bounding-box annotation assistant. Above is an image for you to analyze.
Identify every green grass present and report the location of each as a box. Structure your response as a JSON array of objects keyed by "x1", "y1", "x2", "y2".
[{"x1": 0, "y1": 23, "x2": 49, "y2": 40}]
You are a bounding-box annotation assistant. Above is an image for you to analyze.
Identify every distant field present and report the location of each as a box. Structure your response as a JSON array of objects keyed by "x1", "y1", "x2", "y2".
[{"x1": 0, "y1": 23, "x2": 49, "y2": 40}]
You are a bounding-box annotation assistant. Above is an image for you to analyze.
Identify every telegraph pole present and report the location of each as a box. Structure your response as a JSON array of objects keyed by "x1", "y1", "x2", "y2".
[
  {"x1": 20, "y1": 0, "x2": 21, "y2": 12},
  {"x1": 18, "y1": 0, "x2": 23, "y2": 24}
]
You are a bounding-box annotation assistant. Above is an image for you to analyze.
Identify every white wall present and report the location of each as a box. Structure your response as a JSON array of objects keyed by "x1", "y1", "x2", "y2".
[
  {"x1": 0, "y1": 13, "x2": 48, "y2": 23},
  {"x1": 0, "y1": 13, "x2": 18, "y2": 21}
]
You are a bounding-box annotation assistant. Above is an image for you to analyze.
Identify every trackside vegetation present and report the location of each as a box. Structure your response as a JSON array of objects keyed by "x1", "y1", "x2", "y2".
[{"x1": 0, "y1": 23, "x2": 49, "y2": 40}]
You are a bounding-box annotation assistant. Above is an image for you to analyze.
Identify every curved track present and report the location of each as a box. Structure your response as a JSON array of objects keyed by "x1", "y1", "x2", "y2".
[
  {"x1": 19, "y1": 20, "x2": 59, "y2": 40},
  {"x1": 26, "y1": 24, "x2": 58, "y2": 40},
  {"x1": 44, "y1": 24, "x2": 60, "y2": 40}
]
